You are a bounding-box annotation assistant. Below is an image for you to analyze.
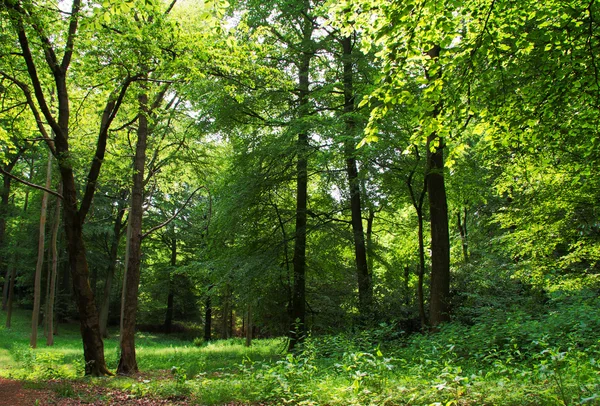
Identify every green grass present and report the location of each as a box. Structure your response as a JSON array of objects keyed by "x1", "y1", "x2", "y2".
[{"x1": 1, "y1": 298, "x2": 600, "y2": 405}]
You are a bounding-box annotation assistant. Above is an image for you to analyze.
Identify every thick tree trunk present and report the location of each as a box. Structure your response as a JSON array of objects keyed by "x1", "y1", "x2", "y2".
[
  {"x1": 99, "y1": 198, "x2": 126, "y2": 338},
  {"x1": 46, "y1": 183, "x2": 61, "y2": 346},
  {"x1": 289, "y1": 18, "x2": 313, "y2": 352},
  {"x1": 117, "y1": 90, "x2": 149, "y2": 375},
  {"x1": 341, "y1": 35, "x2": 373, "y2": 319},
  {"x1": 31, "y1": 155, "x2": 52, "y2": 349},
  {"x1": 427, "y1": 134, "x2": 450, "y2": 326},
  {"x1": 425, "y1": 45, "x2": 451, "y2": 327}
]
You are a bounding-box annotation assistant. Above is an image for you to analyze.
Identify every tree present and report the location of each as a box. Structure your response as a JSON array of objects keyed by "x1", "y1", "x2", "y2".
[{"x1": 1, "y1": 0, "x2": 139, "y2": 375}]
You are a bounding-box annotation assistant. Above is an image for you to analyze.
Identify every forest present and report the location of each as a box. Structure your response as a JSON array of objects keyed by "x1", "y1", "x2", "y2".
[{"x1": 0, "y1": 0, "x2": 599, "y2": 404}]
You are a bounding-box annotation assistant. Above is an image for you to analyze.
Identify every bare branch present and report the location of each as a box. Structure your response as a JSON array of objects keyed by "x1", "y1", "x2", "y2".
[
  {"x1": 0, "y1": 166, "x2": 63, "y2": 200},
  {"x1": 142, "y1": 186, "x2": 208, "y2": 239}
]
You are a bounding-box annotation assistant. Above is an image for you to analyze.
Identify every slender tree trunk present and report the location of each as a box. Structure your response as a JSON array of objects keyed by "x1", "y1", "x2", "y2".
[
  {"x1": 416, "y1": 208, "x2": 427, "y2": 329},
  {"x1": 245, "y1": 304, "x2": 252, "y2": 347},
  {"x1": 204, "y1": 286, "x2": 212, "y2": 342},
  {"x1": 120, "y1": 219, "x2": 132, "y2": 334},
  {"x1": 366, "y1": 208, "x2": 375, "y2": 274},
  {"x1": 117, "y1": 90, "x2": 149, "y2": 375},
  {"x1": 1, "y1": 173, "x2": 12, "y2": 311},
  {"x1": 47, "y1": 183, "x2": 62, "y2": 346},
  {"x1": 341, "y1": 35, "x2": 373, "y2": 319},
  {"x1": 425, "y1": 45, "x2": 451, "y2": 327},
  {"x1": 99, "y1": 198, "x2": 126, "y2": 338},
  {"x1": 31, "y1": 155, "x2": 52, "y2": 349},
  {"x1": 164, "y1": 235, "x2": 176, "y2": 334},
  {"x1": 221, "y1": 284, "x2": 231, "y2": 339},
  {"x1": 5, "y1": 264, "x2": 16, "y2": 328},
  {"x1": 7, "y1": 193, "x2": 28, "y2": 328},
  {"x1": 289, "y1": 13, "x2": 313, "y2": 352},
  {"x1": 457, "y1": 209, "x2": 469, "y2": 263}
]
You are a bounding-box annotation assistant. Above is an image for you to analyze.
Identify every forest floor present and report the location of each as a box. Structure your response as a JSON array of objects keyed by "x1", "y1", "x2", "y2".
[{"x1": 1, "y1": 295, "x2": 600, "y2": 405}]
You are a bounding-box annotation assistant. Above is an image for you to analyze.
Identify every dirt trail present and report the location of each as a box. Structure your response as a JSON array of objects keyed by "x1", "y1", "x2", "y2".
[{"x1": 0, "y1": 378, "x2": 51, "y2": 405}]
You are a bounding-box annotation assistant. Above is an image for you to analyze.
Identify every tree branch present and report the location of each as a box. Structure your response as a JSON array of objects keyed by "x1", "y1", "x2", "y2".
[
  {"x1": 0, "y1": 166, "x2": 63, "y2": 200},
  {"x1": 79, "y1": 75, "x2": 140, "y2": 223},
  {"x1": 142, "y1": 186, "x2": 208, "y2": 239}
]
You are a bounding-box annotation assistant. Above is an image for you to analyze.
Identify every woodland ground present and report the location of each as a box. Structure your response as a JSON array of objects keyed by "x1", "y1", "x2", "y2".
[{"x1": 1, "y1": 295, "x2": 599, "y2": 406}]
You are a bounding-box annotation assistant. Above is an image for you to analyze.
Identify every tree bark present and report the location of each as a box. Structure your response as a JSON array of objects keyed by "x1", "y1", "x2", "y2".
[
  {"x1": 457, "y1": 208, "x2": 469, "y2": 263},
  {"x1": 427, "y1": 134, "x2": 450, "y2": 326},
  {"x1": 99, "y1": 196, "x2": 126, "y2": 338},
  {"x1": 245, "y1": 304, "x2": 252, "y2": 347},
  {"x1": 31, "y1": 154, "x2": 52, "y2": 349},
  {"x1": 5, "y1": 264, "x2": 17, "y2": 329},
  {"x1": 46, "y1": 182, "x2": 62, "y2": 346},
  {"x1": 164, "y1": 235, "x2": 176, "y2": 334},
  {"x1": 117, "y1": 89, "x2": 149, "y2": 375},
  {"x1": 341, "y1": 35, "x2": 373, "y2": 319},
  {"x1": 204, "y1": 285, "x2": 212, "y2": 342},
  {"x1": 425, "y1": 45, "x2": 451, "y2": 327},
  {"x1": 289, "y1": 11, "x2": 313, "y2": 352},
  {"x1": 1, "y1": 174, "x2": 12, "y2": 311}
]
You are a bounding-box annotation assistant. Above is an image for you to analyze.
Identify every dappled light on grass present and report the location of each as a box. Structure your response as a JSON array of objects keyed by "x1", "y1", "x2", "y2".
[{"x1": 2, "y1": 300, "x2": 600, "y2": 405}]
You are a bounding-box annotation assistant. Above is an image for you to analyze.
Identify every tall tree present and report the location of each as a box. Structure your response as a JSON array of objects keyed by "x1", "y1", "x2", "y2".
[
  {"x1": 1, "y1": 0, "x2": 137, "y2": 375},
  {"x1": 340, "y1": 34, "x2": 373, "y2": 319}
]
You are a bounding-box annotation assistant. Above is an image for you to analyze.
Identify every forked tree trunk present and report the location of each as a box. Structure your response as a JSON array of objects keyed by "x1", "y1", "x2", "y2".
[
  {"x1": 47, "y1": 183, "x2": 62, "y2": 346},
  {"x1": 117, "y1": 90, "x2": 149, "y2": 375},
  {"x1": 31, "y1": 155, "x2": 52, "y2": 349}
]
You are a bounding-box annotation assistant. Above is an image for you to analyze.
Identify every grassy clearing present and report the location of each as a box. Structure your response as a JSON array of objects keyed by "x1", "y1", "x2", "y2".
[{"x1": 1, "y1": 296, "x2": 600, "y2": 405}]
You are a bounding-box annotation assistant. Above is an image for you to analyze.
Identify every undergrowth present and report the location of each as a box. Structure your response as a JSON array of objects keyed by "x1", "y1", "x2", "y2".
[{"x1": 1, "y1": 290, "x2": 599, "y2": 405}]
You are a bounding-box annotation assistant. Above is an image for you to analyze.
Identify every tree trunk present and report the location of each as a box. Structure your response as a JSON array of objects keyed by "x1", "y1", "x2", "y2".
[
  {"x1": 427, "y1": 134, "x2": 450, "y2": 326},
  {"x1": 117, "y1": 90, "x2": 149, "y2": 376},
  {"x1": 204, "y1": 285, "x2": 212, "y2": 342},
  {"x1": 99, "y1": 197, "x2": 126, "y2": 338},
  {"x1": 221, "y1": 284, "x2": 231, "y2": 339},
  {"x1": 416, "y1": 207, "x2": 427, "y2": 329},
  {"x1": 341, "y1": 35, "x2": 372, "y2": 319},
  {"x1": 5, "y1": 264, "x2": 16, "y2": 328},
  {"x1": 289, "y1": 15, "x2": 313, "y2": 352},
  {"x1": 245, "y1": 304, "x2": 252, "y2": 347},
  {"x1": 457, "y1": 209, "x2": 469, "y2": 263},
  {"x1": 1, "y1": 172, "x2": 13, "y2": 311},
  {"x1": 164, "y1": 236, "x2": 176, "y2": 334},
  {"x1": 425, "y1": 45, "x2": 451, "y2": 327},
  {"x1": 31, "y1": 154, "x2": 52, "y2": 349},
  {"x1": 47, "y1": 183, "x2": 62, "y2": 346}
]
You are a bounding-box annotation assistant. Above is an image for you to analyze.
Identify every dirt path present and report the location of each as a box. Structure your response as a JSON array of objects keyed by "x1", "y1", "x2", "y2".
[
  {"x1": 0, "y1": 378, "x2": 52, "y2": 405},
  {"x1": 0, "y1": 377, "x2": 194, "y2": 405}
]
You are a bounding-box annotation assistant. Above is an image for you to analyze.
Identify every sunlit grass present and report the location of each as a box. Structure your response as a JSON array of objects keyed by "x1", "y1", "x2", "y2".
[{"x1": 2, "y1": 297, "x2": 600, "y2": 405}]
